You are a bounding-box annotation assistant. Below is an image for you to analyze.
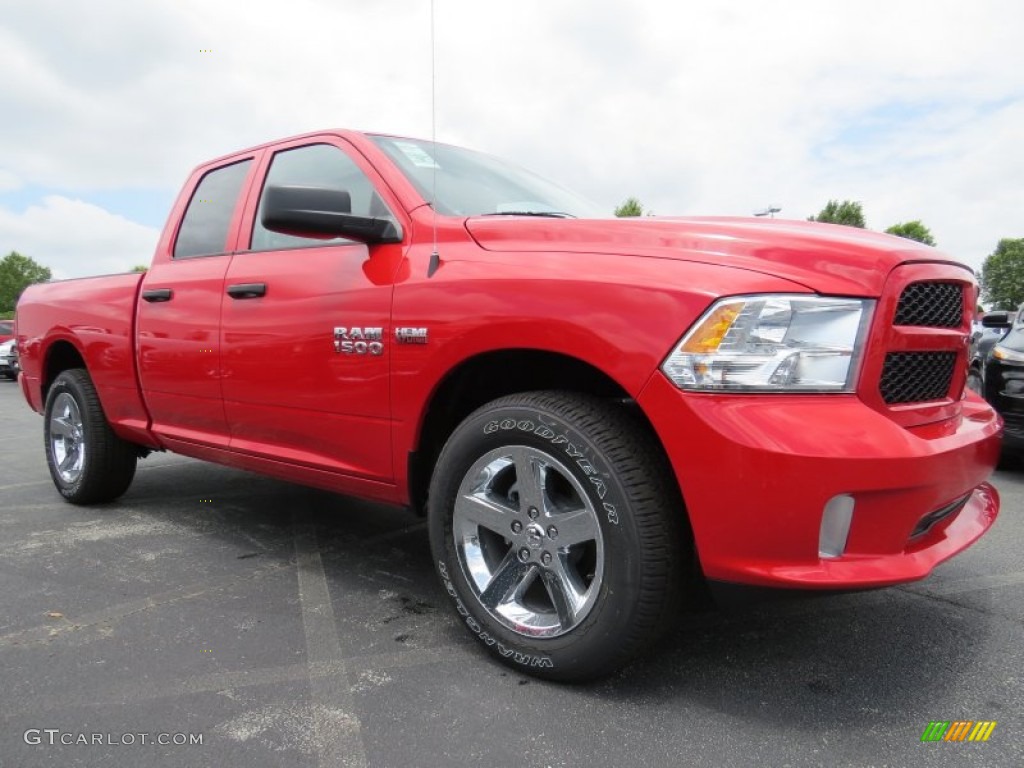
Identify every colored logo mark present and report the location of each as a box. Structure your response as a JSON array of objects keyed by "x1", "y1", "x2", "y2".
[{"x1": 921, "y1": 721, "x2": 997, "y2": 742}]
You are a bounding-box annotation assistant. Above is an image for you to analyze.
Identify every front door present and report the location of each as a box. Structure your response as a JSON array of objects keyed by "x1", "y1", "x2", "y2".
[{"x1": 220, "y1": 139, "x2": 405, "y2": 483}]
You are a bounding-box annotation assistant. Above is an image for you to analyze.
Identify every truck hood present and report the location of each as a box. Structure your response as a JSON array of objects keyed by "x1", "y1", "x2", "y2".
[{"x1": 464, "y1": 216, "x2": 972, "y2": 296}]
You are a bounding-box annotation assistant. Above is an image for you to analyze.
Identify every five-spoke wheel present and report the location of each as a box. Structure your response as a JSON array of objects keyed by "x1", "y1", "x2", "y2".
[
  {"x1": 49, "y1": 391, "x2": 86, "y2": 484},
  {"x1": 454, "y1": 445, "x2": 604, "y2": 637},
  {"x1": 429, "y1": 391, "x2": 688, "y2": 681}
]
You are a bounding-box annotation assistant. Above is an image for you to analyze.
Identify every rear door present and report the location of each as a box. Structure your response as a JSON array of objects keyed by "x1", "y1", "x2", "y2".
[
  {"x1": 221, "y1": 138, "x2": 406, "y2": 482},
  {"x1": 137, "y1": 158, "x2": 254, "y2": 447}
]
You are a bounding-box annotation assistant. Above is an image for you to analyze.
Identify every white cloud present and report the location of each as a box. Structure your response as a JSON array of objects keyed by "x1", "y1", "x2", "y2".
[
  {"x1": 0, "y1": 170, "x2": 21, "y2": 192},
  {"x1": 0, "y1": 197, "x2": 159, "y2": 280},
  {"x1": 0, "y1": 0, "x2": 1021, "y2": 274}
]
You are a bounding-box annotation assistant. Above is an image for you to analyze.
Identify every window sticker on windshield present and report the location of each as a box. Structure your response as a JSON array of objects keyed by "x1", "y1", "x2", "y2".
[
  {"x1": 497, "y1": 202, "x2": 552, "y2": 213},
  {"x1": 394, "y1": 141, "x2": 440, "y2": 170}
]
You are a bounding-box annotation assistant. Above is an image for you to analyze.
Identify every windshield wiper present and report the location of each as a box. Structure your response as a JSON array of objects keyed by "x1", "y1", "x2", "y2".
[{"x1": 480, "y1": 211, "x2": 577, "y2": 219}]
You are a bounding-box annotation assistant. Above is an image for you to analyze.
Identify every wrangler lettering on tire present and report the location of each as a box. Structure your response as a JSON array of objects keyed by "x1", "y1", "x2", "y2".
[{"x1": 427, "y1": 391, "x2": 688, "y2": 681}]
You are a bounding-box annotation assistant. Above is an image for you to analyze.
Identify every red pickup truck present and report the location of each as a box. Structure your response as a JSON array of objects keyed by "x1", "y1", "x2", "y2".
[{"x1": 14, "y1": 130, "x2": 1002, "y2": 680}]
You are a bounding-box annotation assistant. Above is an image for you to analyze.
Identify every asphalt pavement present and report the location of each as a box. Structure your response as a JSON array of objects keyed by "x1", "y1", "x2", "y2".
[{"x1": 0, "y1": 378, "x2": 1021, "y2": 767}]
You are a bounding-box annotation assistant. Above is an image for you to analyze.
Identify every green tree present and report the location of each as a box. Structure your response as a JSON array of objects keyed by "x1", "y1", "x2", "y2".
[
  {"x1": 615, "y1": 197, "x2": 644, "y2": 217},
  {"x1": 885, "y1": 220, "x2": 936, "y2": 246},
  {"x1": 0, "y1": 251, "x2": 52, "y2": 313},
  {"x1": 808, "y1": 200, "x2": 866, "y2": 228},
  {"x1": 131, "y1": 264, "x2": 148, "y2": 273},
  {"x1": 980, "y1": 238, "x2": 1024, "y2": 311}
]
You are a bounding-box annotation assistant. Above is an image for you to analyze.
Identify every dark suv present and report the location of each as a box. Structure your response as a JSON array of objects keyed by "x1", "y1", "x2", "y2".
[
  {"x1": 968, "y1": 311, "x2": 1016, "y2": 394},
  {"x1": 978, "y1": 306, "x2": 1024, "y2": 455}
]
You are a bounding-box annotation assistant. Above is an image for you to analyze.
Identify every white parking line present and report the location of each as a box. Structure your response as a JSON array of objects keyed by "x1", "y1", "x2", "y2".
[
  {"x1": 0, "y1": 661, "x2": 325, "y2": 719},
  {"x1": 0, "y1": 562, "x2": 290, "y2": 649},
  {"x1": 0, "y1": 648, "x2": 456, "y2": 720},
  {"x1": 293, "y1": 515, "x2": 368, "y2": 768}
]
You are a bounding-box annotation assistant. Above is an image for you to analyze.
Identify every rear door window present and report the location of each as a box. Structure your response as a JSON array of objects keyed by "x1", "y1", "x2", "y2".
[{"x1": 174, "y1": 159, "x2": 252, "y2": 259}]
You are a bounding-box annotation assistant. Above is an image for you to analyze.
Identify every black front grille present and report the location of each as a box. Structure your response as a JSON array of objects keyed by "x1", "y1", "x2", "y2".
[
  {"x1": 1003, "y1": 412, "x2": 1024, "y2": 440},
  {"x1": 880, "y1": 352, "x2": 956, "y2": 404},
  {"x1": 894, "y1": 282, "x2": 963, "y2": 328}
]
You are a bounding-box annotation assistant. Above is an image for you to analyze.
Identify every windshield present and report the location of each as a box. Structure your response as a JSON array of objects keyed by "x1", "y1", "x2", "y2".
[
  {"x1": 369, "y1": 135, "x2": 605, "y2": 218},
  {"x1": 1000, "y1": 320, "x2": 1024, "y2": 353},
  {"x1": 0, "y1": 321, "x2": 12, "y2": 335}
]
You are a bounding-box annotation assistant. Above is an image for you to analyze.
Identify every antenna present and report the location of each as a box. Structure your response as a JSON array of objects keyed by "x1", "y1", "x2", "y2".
[{"x1": 427, "y1": 0, "x2": 441, "y2": 278}]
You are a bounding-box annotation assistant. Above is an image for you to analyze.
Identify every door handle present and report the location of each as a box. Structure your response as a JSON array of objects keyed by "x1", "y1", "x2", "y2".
[
  {"x1": 226, "y1": 283, "x2": 267, "y2": 299},
  {"x1": 141, "y1": 288, "x2": 173, "y2": 303}
]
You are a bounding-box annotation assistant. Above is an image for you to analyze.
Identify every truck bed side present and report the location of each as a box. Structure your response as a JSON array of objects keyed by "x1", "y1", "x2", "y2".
[{"x1": 16, "y1": 273, "x2": 158, "y2": 448}]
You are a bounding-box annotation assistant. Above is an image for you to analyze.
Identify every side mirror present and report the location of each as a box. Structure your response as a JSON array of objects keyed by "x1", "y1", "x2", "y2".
[
  {"x1": 980, "y1": 312, "x2": 1011, "y2": 329},
  {"x1": 261, "y1": 185, "x2": 402, "y2": 244}
]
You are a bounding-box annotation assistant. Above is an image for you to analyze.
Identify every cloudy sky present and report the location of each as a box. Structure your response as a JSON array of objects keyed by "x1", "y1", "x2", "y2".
[{"x1": 1, "y1": 0, "x2": 1021, "y2": 279}]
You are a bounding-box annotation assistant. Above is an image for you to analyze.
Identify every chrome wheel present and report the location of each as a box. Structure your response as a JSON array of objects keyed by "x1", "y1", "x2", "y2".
[
  {"x1": 49, "y1": 392, "x2": 86, "y2": 484},
  {"x1": 453, "y1": 445, "x2": 604, "y2": 638}
]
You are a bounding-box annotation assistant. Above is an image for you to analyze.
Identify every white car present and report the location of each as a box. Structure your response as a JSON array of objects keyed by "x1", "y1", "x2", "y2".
[{"x1": 0, "y1": 338, "x2": 19, "y2": 380}]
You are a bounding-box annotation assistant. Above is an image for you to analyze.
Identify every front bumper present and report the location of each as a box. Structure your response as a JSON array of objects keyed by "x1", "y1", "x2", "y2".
[{"x1": 638, "y1": 372, "x2": 1002, "y2": 589}]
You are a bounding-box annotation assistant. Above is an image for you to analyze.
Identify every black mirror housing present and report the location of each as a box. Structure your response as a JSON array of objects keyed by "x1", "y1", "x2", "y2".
[
  {"x1": 981, "y1": 312, "x2": 1012, "y2": 329},
  {"x1": 261, "y1": 185, "x2": 402, "y2": 244}
]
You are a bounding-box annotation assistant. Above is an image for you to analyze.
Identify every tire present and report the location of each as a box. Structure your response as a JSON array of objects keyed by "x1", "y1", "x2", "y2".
[
  {"x1": 966, "y1": 368, "x2": 984, "y2": 396},
  {"x1": 428, "y1": 391, "x2": 688, "y2": 681},
  {"x1": 43, "y1": 368, "x2": 138, "y2": 504}
]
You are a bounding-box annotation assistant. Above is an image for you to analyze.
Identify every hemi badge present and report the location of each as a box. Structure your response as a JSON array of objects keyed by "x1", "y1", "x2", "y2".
[{"x1": 395, "y1": 327, "x2": 429, "y2": 344}]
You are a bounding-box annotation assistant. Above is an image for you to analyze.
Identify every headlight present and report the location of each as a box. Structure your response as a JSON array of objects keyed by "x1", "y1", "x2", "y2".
[
  {"x1": 661, "y1": 294, "x2": 873, "y2": 392},
  {"x1": 993, "y1": 345, "x2": 1024, "y2": 363}
]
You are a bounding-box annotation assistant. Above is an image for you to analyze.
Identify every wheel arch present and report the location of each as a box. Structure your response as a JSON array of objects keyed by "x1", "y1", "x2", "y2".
[
  {"x1": 407, "y1": 348, "x2": 669, "y2": 517},
  {"x1": 41, "y1": 337, "x2": 87, "y2": 402}
]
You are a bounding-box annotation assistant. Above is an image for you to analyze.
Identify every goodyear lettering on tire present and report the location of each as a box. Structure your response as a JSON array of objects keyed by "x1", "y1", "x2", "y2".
[{"x1": 482, "y1": 419, "x2": 619, "y2": 525}]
